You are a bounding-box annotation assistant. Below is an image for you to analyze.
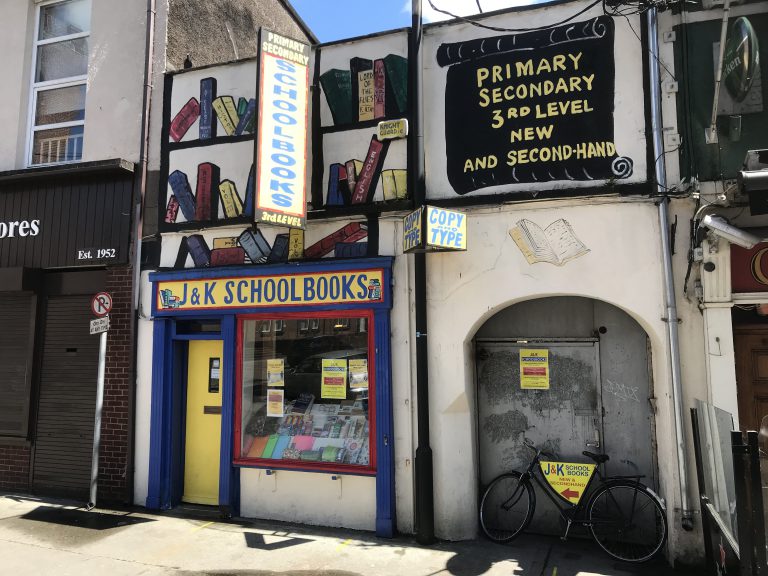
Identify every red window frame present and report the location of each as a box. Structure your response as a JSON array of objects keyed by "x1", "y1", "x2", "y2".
[{"x1": 234, "y1": 309, "x2": 376, "y2": 475}]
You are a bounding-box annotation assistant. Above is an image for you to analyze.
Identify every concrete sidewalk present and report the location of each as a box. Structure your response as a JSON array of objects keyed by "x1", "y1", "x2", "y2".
[{"x1": 0, "y1": 493, "x2": 682, "y2": 576}]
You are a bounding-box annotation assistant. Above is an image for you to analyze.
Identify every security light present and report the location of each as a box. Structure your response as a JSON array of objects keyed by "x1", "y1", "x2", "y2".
[{"x1": 701, "y1": 214, "x2": 762, "y2": 249}]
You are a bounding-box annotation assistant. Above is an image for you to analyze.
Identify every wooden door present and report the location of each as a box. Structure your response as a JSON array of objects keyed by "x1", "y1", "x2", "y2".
[{"x1": 734, "y1": 328, "x2": 768, "y2": 432}]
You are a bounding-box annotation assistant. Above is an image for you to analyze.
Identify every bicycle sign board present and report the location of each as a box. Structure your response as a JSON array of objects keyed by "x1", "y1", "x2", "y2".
[{"x1": 540, "y1": 461, "x2": 596, "y2": 504}]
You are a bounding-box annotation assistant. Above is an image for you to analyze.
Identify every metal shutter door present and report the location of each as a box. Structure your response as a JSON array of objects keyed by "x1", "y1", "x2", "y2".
[
  {"x1": 32, "y1": 295, "x2": 98, "y2": 498},
  {"x1": 0, "y1": 294, "x2": 35, "y2": 436}
]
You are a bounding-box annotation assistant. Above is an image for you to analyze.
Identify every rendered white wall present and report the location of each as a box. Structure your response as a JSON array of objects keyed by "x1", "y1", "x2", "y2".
[
  {"x1": 0, "y1": 1, "x2": 35, "y2": 170},
  {"x1": 240, "y1": 469, "x2": 375, "y2": 530},
  {"x1": 420, "y1": 198, "x2": 702, "y2": 561},
  {"x1": 82, "y1": 0, "x2": 147, "y2": 164},
  {"x1": 134, "y1": 271, "x2": 156, "y2": 506}
]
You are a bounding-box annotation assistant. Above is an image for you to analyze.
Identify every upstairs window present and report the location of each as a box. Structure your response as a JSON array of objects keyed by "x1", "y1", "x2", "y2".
[{"x1": 28, "y1": 0, "x2": 90, "y2": 166}]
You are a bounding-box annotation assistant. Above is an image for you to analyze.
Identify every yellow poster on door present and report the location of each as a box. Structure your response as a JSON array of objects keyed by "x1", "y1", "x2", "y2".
[
  {"x1": 321, "y1": 359, "x2": 347, "y2": 399},
  {"x1": 520, "y1": 349, "x2": 550, "y2": 389},
  {"x1": 540, "y1": 461, "x2": 596, "y2": 504}
]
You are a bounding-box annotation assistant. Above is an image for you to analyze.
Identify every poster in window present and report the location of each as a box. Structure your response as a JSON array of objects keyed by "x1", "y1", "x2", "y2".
[
  {"x1": 520, "y1": 349, "x2": 550, "y2": 389},
  {"x1": 321, "y1": 359, "x2": 348, "y2": 399},
  {"x1": 267, "y1": 388, "x2": 285, "y2": 417},
  {"x1": 267, "y1": 358, "x2": 285, "y2": 387},
  {"x1": 349, "y1": 359, "x2": 368, "y2": 390}
]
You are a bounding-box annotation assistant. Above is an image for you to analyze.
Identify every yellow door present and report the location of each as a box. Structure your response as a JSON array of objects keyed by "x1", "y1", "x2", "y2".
[{"x1": 183, "y1": 340, "x2": 223, "y2": 505}]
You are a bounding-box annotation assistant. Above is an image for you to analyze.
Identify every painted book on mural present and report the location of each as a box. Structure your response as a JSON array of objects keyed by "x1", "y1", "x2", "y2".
[{"x1": 509, "y1": 219, "x2": 589, "y2": 266}]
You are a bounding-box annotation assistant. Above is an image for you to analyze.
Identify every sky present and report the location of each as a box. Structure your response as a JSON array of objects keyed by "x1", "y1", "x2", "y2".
[{"x1": 289, "y1": 0, "x2": 532, "y2": 43}]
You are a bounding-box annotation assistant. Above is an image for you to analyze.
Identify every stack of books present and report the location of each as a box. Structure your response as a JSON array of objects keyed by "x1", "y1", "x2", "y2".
[
  {"x1": 320, "y1": 54, "x2": 408, "y2": 126},
  {"x1": 168, "y1": 76, "x2": 256, "y2": 141}
]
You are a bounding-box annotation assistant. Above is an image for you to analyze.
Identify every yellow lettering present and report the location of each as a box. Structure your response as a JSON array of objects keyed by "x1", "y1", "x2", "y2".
[
  {"x1": 571, "y1": 100, "x2": 583, "y2": 114},
  {"x1": 491, "y1": 109, "x2": 504, "y2": 128},
  {"x1": 478, "y1": 88, "x2": 490, "y2": 108},
  {"x1": 506, "y1": 150, "x2": 517, "y2": 166},
  {"x1": 492, "y1": 65, "x2": 503, "y2": 83},
  {"x1": 569, "y1": 52, "x2": 583, "y2": 70},
  {"x1": 516, "y1": 60, "x2": 533, "y2": 77},
  {"x1": 552, "y1": 54, "x2": 566, "y2": 71},
  {"x1": 476, "y1": 67, "x2": 489, "y2": 88},
  {"x1": 536, "y1": 125, "x2": 554, "y2": 140},
  {"x1": 548, "y1": 102, "x2": 559, "y2": 116},
  {"x1": 583, "y1": 74, "x2": 594, "y2": 90},
  {"x1": 463, "y1": 159, "x2": 474, "y2": 173},
  {"x1": 536, "y1": 59, "x2": 552, "y2": 74}
]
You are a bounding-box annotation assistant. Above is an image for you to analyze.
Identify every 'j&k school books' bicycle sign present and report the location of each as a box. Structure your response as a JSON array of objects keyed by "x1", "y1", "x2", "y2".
[{"x1": 540, "y1": 461, "x2": 596, "y2": 504}]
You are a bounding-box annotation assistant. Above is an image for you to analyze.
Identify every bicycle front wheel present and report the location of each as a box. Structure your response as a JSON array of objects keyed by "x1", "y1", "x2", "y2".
[
  {"x1": 479, "y1": 472, "x2": 535, "y2": 543},
  {"x1": 588, "y1": 481, "x2": 667, "y2": 562}
]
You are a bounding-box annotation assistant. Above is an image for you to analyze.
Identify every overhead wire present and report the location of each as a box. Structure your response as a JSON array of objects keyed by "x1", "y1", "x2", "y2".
[{"x1": 425, "y1": 0, "x2": 604, "y2": 32}]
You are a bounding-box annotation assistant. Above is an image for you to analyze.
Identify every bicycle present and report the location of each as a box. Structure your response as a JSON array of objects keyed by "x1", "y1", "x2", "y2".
[{"x1": 479, "y1": 439, "x2": 667, "y2": 562}]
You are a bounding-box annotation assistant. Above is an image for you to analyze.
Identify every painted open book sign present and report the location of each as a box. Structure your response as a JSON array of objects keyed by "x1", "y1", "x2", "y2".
[{"x1": 509, "y1": 218, "x2": 589, "y2": 266}]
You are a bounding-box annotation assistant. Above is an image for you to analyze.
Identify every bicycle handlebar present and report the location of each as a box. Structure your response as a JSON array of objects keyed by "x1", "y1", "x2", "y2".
[{"x1": 523, "y1": 440, "x2": 556, "y2": 460}]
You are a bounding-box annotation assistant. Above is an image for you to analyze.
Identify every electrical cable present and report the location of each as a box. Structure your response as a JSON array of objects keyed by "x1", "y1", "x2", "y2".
[
  {"x1": 425, "y1": 0, "x2": 604, "y2": 32},
  {"x1": 620, "y1": 13, "x2": 677, "y2": 80},
  {"x1": 475, "y1": 0, "x2": 483, "y2": 13}
]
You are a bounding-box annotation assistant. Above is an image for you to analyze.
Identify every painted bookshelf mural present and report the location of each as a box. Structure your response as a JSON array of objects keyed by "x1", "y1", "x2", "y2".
[
  {"x1": 319, "y1": 54, "x2": 408, "y2": 127},
  {"x1": 161, "y1": 61, "x2": 258, "y2": 232},
  {"x1": 167, "y1": 61, "x2": 257, "y2": 144},
  {"x1": 164, "y1": 222, "x2": 369, "y2": 270},
  {"x1": 317, "y1": 31, "x2": 409, "y2": 209}
]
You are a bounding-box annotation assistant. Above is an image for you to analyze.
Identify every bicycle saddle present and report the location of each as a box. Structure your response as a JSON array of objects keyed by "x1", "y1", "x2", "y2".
[{"x1": 582, "y1": 451, "x2": 609, "y2": 464}]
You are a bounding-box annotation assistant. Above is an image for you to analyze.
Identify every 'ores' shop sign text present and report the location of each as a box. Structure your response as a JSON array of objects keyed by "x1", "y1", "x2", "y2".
[
  {"x1": 155, "y1": 269, "x2": 384, "y2": 312},
  {"x1": 438, "y1": 16, "x2": 633, "y2": 194},
  {"x1": 255, "y1": 30, "x2": 311, "y2": 229}
]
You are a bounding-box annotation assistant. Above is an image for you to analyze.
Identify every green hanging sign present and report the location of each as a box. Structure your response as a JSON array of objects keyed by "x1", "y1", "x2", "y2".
[{"x1": 723, "y1": 17, "x2": 760, "y2": 103}]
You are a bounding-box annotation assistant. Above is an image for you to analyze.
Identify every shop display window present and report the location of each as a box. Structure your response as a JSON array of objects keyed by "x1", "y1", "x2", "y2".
[{"x1": 236, "y1": 314, "x2": 373, "y2": 471}]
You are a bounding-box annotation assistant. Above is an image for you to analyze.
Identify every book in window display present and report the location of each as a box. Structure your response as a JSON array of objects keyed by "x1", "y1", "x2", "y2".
[{"x1": 239, "y1": 317, "x2": 372, "y2": 468}]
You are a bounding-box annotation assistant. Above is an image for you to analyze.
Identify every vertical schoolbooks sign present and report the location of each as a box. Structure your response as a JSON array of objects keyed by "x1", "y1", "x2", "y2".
[{"x1": 255, "y1": 29, "x2": 311, "y2": 229}]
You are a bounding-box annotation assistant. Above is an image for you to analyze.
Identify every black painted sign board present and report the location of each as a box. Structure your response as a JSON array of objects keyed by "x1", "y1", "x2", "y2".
[
  {"x1": 437, "y1": 16, "x2": 634, "y2": 195},
  {"x1": 0, "y1": 171, "x2": 133, "y2": 269}
]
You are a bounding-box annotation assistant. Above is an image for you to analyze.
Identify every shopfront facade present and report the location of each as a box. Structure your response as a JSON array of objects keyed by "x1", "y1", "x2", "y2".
[
  {"x1": 146, "y1": 258, "x2": 396, "y2": 534},
  {"x1": 0, "y1": 161, "x2": 136, "y2": 501},
  {"x1": 133, "y1": 0, "x2": 709, "y2": 561}
]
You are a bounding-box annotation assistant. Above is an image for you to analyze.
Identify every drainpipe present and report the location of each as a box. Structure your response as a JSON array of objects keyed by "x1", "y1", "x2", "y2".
[
  {"x1": 647, "y1": 8, "x2": 694, "y2": 530},
  {"x1": 126, "y1": 0, "x2": 156, "y2": 505},
  {"x1": 411, "y1": 0, "x2": 435, "y2": 545}
]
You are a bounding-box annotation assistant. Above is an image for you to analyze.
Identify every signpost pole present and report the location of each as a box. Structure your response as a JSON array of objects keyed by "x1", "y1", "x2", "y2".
[
  {"x1": 88, "y1": 327, "x2": 108, "y2": 509},
  {"x1": 88, "y1": 291, "x2": 112, "y2": 510},
  {"x1": 411, "y1": 0, "x2": 435, "y2": 546}
]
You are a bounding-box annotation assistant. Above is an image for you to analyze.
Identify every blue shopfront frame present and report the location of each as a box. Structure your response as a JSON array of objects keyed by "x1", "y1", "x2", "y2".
[{"x1": 146, "y1": 257, "x2": 396, "y2": 537}]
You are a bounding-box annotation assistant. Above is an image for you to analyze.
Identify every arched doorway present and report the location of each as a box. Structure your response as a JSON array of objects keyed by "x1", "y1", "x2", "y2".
[{"x1": 475, "y1": 296, "x2": 658, "y2": 534}]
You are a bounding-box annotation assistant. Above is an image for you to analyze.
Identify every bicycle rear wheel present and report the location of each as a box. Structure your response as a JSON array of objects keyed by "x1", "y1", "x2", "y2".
[
  {"x1": 588, "y1": 481, "x2": 667, "y2": 562},
  {"x1": 479, "y1": 472, "x2": 535, "y2": 543}
]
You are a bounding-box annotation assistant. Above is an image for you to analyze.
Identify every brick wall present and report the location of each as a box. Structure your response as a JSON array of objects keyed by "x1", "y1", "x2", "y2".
[
  {"x1": 0, "y1": 445, "x2": 30, "y2": 491},
  {"x1": 100, "y1": 265, "x2": 135, "y2": 502}
]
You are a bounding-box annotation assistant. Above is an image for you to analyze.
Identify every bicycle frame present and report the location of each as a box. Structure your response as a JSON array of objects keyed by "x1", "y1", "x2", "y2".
[{"x1": 512, "y1": 448, "x2": 646, "y2": 539}]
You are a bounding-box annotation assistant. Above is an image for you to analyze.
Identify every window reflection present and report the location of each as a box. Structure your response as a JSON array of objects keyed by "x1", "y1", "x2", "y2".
[{"x1": 239, "y1": 317, "x2": 371, "y2": 467}]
